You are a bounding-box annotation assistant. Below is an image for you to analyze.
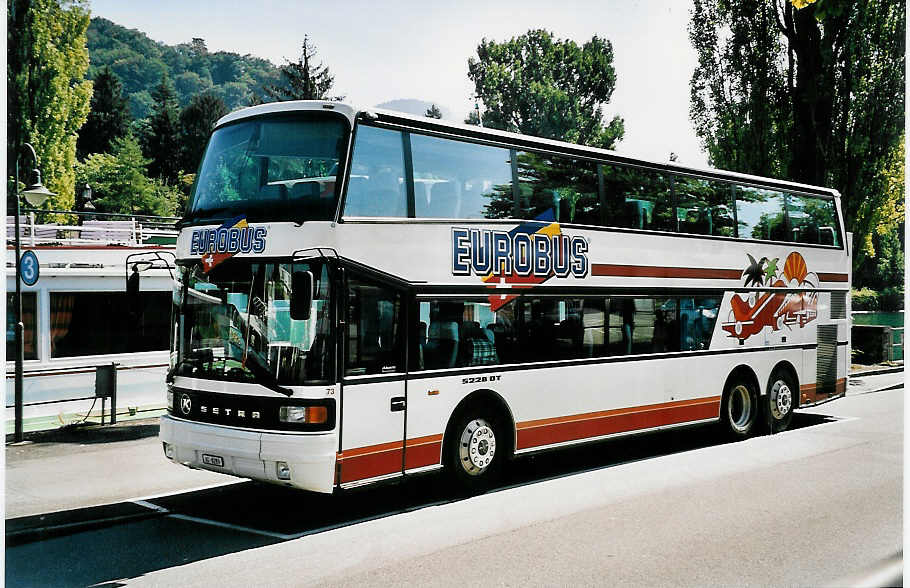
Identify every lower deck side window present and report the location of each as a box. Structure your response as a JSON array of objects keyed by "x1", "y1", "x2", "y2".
[
  {"x1": 51, "y1": 291, "x2": 170, "y2": 358},
  {"x1": 6, "y1": 292, "x2": 37, "y2": 360},
  {"x1": 413, "y1": 294, "x2": 721, "y2": 371}
]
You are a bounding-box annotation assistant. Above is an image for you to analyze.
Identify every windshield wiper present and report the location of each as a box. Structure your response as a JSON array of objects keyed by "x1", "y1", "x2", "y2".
[
  {"x1": 177, "y1": 206, "x2": 232, "y2": 228},
  {"x1": 243, "y1": 351, "x2": 293, "y2": 397}
]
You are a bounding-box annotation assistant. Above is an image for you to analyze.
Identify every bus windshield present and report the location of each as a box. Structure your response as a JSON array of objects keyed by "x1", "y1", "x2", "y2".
[
  {"x1": 185, "y1": 113, "x2": 348, "y2": 225},
  {"x1": 172, "y1": 260, "x2": 334, "y2": 387}
]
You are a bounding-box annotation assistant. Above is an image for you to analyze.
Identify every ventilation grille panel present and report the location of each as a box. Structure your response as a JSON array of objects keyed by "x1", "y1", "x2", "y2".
[
  {"x1": 817, "y1": 324, "x2": 838, "y2": 395},
  {"x1": 830, "y1": 292, "x2": 847, "y2": 319}
]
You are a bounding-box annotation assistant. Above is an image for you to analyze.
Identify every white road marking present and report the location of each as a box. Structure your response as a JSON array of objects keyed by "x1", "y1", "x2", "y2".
[
  {"x1": 123, "y1": 480, "x2": 241, "y2": 504},
  {"x1": 131, "y1": 500, "x2": 170, "y2": 513},
  {"x1": 166, "y1": 513, "x2": 295, "y2": 540}
]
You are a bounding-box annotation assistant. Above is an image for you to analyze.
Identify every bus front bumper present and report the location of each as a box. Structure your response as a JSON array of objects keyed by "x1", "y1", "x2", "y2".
[{"x1": 159, "y1": 414, "x2": 337, "y2": 494}]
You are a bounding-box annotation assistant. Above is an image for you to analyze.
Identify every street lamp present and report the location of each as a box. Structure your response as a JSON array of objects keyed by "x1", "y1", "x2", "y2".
[
  {"x1": 79, "y1": 183, "x2": 95, "y2": 213},
  {"x1": 12, "y1": 143, "x2": 54, "y2": 442}
]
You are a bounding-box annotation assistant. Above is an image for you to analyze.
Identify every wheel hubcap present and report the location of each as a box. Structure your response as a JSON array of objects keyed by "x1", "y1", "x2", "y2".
[
  {"x1": 770, "y1": 380, "x2": 792, "y2": 420},
  {"x1": 459, "y1": 418, "x2": 496, "y2": 476},
  {"x1": 729, "y1": 385, "x2": 752, "y2": 432}
]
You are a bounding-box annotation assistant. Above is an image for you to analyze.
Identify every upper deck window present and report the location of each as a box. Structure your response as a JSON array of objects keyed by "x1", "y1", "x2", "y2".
[
  {"x1": 341, "y1": 119, "x2": 842, "y2": 248},
  {"x1": 410, "y1": 133, "x2": 512, "y2": 219},
  {"x1": 186, "y1": 113, "x2": 347, "y2": 225},
  {"x1": 344, "y1": 126, "x2": 408, "y2": 217}
]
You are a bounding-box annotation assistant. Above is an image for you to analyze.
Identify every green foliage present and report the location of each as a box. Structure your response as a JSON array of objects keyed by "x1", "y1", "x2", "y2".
[
  {"x1": 689, "y1": 0, "x2": 790, "y2": 178},
  {"x1": 689, "y1": 1, "x2": 905, "y2": 284},
  {"x1": 75, "y1": 134, "x2": 178, "y2": 216},
  {"x1": 851, "y1": 288, "x2": 880, "y2": 311},
  {"x1": 77, "y1": 66, "x2": 130, "y2": 159},
  {"x1": 261, "y1": 36, "x2": 342, "y2": 102},
  {"x1": 851, "y1": 286, "x2": 904, "y2": 312},
  {"x1": 464, "y1": 109, "x2": 481, "y2": 126},
  {"x1": 179, "y1": 92, "x2": 228, "y2": 174},
  {"x1": 86, "y1": 17, "x2": 280, "y2": 117},
  {"x1": 425, "y1": 104, "x2": 442, "y2": 119},
  {"x1": 467, "y1": 29, "x2": 625, "y2": 149},
  {"x1": 8, "y1": 0, "x2": 93, "y2": 212},
  {"x1": 142, "y1": 74, "x2": 181, "y2": 183}
]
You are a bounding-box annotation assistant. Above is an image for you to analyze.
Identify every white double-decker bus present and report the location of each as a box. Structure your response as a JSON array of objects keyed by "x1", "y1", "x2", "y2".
[{"x1": 158, "y1": 101, "x2": 851, "y2": 493}]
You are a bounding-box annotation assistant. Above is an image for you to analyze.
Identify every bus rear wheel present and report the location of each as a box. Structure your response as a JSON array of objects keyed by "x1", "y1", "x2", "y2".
[
  {"x1": 721, "y1": 378, "x2": 758, "y2": 439},
  {"x1": 765, "y1": 370, "x2": 796, "y2": 433},
  {"x1": 446, "y1": 409, "x2": 503, "y2": 492}
]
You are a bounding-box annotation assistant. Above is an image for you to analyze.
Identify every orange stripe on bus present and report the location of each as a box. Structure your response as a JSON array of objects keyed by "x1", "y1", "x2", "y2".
[
  {"x1": 338, "y1": 434, "x2": 443, "y2": 484},
  {"x1": 515, "y1": 396, "x2": 721, "y2": 450},
  {"x1": 591, "y1": 264, "x2": 849, "y2": 285},
  {"x1": 592, "y1": 264, "x2": 741, "y2": 280},
  {"x1": 817, "y1": 272, "x2": 849, "y2": 282},
  {"x1": 799, "y1": 378, "x2": 846, "y2": 405}
]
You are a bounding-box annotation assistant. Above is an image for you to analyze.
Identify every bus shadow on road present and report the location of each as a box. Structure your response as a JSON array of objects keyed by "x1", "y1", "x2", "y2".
[{"x1": 5, "y1": 413, "x2": 837, "y2": 587}]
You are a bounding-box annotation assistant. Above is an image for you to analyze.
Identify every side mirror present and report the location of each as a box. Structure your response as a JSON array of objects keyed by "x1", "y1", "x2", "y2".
[
  {"x1": 127, "y1": 265, "x2": 140, "y2": 297},
  {"x1": 290, "y1": 270, "x2": 314, "y2": 320},
  {"x1": 127, "y1": 264, "x2": 141, "y2": 317}
]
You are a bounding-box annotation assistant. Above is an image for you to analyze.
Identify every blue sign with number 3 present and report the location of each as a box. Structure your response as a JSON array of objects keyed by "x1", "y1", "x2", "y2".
[{"x1": 20, "y1": 250, "x2": 39, "y2": 286}]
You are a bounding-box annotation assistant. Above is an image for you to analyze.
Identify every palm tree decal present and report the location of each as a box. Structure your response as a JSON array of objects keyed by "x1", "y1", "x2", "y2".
[{"x1": 742, "y1": 254, "x2": 766, "y2": 287}]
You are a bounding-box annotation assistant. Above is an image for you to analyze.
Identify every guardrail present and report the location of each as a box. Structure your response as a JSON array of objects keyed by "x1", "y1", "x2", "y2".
[
  {"x1": 5, "y1": 364, "x2": 119, "y2": 425},
  {"x1": 7, "y1": 209, "x2": 179, "y2": 247},
  {"x1": 889, "y1": 326, "x2": 903, "y2": 361}
]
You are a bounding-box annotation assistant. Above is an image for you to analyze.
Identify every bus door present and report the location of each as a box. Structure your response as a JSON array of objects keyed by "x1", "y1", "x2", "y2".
[{"x1": 338, "y1": 273, "x2": 407, "y2": 485}]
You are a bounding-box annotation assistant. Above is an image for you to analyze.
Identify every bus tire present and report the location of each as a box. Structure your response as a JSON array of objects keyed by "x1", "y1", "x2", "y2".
[
  {"x1": 445, "y1": 407, "x2": 504, "y2": 492},
  {"x1": 765, "y1": 369, "x2": 796, "y2": 433},
  {"x1": 721, "y1": 376, "x2": 758, "y2": 439}
]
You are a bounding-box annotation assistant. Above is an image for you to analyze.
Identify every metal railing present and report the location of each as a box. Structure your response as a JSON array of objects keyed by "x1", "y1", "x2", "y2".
[
  {"x1": 6, "y1": 209, "x2": 180, "y2": 247},
  {"x1": 889, "y1": 326, "x2": 903, "y2": 361}
]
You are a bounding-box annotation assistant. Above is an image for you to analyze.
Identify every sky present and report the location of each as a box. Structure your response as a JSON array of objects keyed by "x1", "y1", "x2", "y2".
[{"x1": 88, "y1": 0, "x2": 708, "y2": 167}]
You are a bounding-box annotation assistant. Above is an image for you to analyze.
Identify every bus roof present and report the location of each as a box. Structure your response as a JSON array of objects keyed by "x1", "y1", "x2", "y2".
[{"x1": 215, "y1": 100, "x2": 840, "y2": 200}]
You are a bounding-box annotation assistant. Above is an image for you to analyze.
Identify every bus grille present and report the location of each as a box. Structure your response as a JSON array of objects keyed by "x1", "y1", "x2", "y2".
[
  {"x1": 168, "y1": 388, "x2": 335, "y2": 432},
  {"x1": 816, "y1": 325, "x2": 838, "y2": 395},
  {"x1": 830, "y1": 292, "x2": 847, "y2": 319}
]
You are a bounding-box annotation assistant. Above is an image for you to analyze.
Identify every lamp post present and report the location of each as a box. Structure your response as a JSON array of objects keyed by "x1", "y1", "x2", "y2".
[
  {"x1": 78, "y1": 183, "x2": 94, "y2": 214},
  {"x1": 12, "y1": 143, "x2": 54, "y2": 442}
]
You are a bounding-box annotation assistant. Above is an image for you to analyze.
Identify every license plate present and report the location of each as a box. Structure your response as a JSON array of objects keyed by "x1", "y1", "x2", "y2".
[{"x1": 202, "y1": 454, "x2": 224, "y2": 467}]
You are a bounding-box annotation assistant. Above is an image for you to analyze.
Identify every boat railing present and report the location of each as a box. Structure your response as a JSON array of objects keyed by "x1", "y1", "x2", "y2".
[{"x1": 6, "y1": 210, "x2": 180, "y2": 247}]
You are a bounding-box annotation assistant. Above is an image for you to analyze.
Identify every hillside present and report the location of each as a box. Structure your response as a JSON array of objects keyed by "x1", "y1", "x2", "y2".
[{"x1": 86, "y1": 17, "x2": 281, "y2": 119}]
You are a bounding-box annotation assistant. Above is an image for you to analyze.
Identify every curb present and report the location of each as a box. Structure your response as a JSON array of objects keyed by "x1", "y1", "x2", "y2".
[
  {"x1": 849, "y1": 366, "x2": 904, "y2": 377},
  {"x1": 5, "y1": 416, "x2": 160, "y2": 446},
  {"x1": 6, "y1": 501, "x2": 167, "y2": 547}
]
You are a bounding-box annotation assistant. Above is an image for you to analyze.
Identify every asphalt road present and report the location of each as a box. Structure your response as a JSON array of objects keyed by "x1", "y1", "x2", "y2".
[{"x1": 5, "y1": 372, "x2": 903, "y2": 587}]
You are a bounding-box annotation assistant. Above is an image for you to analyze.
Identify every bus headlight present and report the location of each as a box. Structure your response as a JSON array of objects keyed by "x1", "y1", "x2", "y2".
[{"x1": 279, "y1": 405, "x2": 328, "y2": 425}]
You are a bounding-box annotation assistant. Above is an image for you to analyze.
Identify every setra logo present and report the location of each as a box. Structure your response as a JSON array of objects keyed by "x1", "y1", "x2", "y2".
[{"x1": 180, "y1": 393, "x2": 192, "y2": 416}]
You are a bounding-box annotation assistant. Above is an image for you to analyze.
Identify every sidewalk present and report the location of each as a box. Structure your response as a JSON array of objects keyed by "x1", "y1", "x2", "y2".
[{"x1": 6, "y1": 416, "x2": 230, "y2": 519}]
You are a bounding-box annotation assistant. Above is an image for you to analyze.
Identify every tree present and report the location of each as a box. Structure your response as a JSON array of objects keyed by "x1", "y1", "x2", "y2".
[
  {"x1": 173, "y1": 71, "x2": 212, "y2": 106},
  {"x1": 179, "y1": 92, "x2": 228, "y2": 174},
  {"x1": 75, "y1": 134, "x2": 178, "y2": 216},
  {"x1": 464, "y1": 108, "x2": 481, "y2": 126},
  {"x1": 77, "y1": 66, "x2": 131, "y2": 159},
  {"x1": 689, "y1": 0, "x2": 905, "y2": 276},
  {"x1": 143, "y1": 73, "x2": 182, "y2": 183},
  {"x1": 262, "y1": 36, "x2": 343, "y2": 102},
  {"x1": 425, "y1": 104, "x2": 442, "y2": 119},
  {"x1": 467, "y1": 30, "x2": 624, "y2": 149},
  {"x1": 8, "y1": 0, "x2": 93, "y2": 211}
]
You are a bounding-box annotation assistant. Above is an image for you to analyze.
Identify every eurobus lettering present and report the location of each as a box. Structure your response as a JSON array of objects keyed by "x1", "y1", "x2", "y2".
[
  {"x1": 189, "y1": 224, "x2": 267, "y2": 256},
  {"x1": 451, "y1": 227, "x2": 589, "y2": 277},
  {"x1": 157, "y1": 100, "x2": 851, "y2": 495}
]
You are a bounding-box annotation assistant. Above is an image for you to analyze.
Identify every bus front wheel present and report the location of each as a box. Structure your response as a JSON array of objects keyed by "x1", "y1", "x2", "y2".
[
  {"x1": 721, "y1": 377, "x2": 758, "y2": 439},
  {"x1": 446, "y1": 409, "x2": 503, "y2": 491},
  {"x1": 765, "y1": 370, "x2": 796, "y2": 433}
]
